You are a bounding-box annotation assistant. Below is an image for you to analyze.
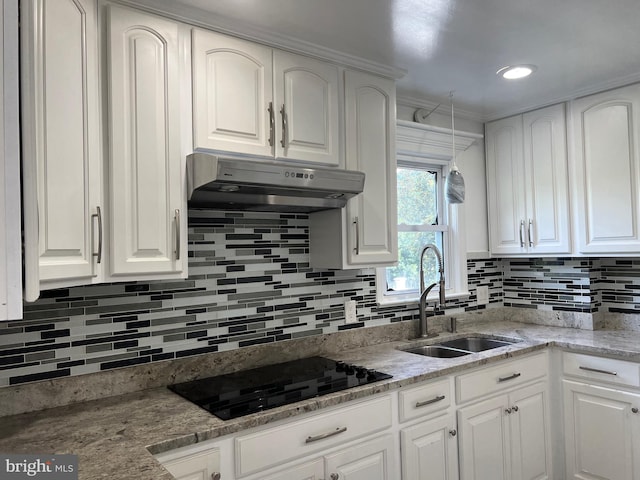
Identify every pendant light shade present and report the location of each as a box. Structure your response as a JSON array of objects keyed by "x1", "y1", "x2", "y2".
[{"x1": 445, "y1": 92, "x2": 465, "y2": 204}]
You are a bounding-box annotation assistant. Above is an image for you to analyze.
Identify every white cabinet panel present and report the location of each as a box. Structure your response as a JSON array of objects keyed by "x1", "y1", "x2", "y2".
[
  {"x1": 571, "y1": 83, "x2": 640, "y2": 253},
  {"x1": 159, "y1": 447, "x2": 220, "y2": 480},
  {"x1": 192, "y1": 29, "x2": 273, "y2": 156},
  {"x1": 509, "y1": 382, "x2": 551, "y2": 480},
  {"x1": 0, "y1": 0, "x2": 22, "y2": 319},
  {"x1": 523, "y1": 106, "x2": 570, "y2": 254},
  {"x1": 458, "y1": 395, "x2": 510, "y2": 480},
  {"x1": 401, "y1": 413, "x2": 458, "y2": 480},
  {"x1": 563, "y1": 380, "x2": 640, "y2": 480},
  {"x1": 486, "y1": 103, "x2": 569, "y2": 256},
  {"x1": 107, "y1": 5, "x2": 185, "y2": 276},
  {"x1": 486, "y1": 116, "x2": 525, "y2": 255},
  {"x1": 274, "y1": 51, "x2": 339, "y2": 165},
  {"x1": 260, "y1": 459, "x2": 324, "y2": 480},
  {"x1": 21, "y1": 0, "x2": 102, "y2": 289},
  {"x1": 324, "y1": 435, "x2": 395, "y2": 480}
]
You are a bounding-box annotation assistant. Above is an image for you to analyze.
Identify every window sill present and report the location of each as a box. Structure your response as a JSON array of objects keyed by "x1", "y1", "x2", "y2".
[{"x1": 376, "y1": 290, "x2": 471, "y2": 307}]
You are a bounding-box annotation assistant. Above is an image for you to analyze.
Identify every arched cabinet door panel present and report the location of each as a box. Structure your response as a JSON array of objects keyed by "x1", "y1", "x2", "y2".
[{"x1": 107, "y1": 5, "x2": 185, "y2": 277}]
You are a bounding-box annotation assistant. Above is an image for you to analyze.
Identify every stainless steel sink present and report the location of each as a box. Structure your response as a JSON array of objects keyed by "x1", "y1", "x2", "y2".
[
  {"x1": 402, "y1": 345, "x2": 471, "y2": 358},
  {"x1": 438, "y1": 336, "x2": 515, "y2": 352},
  {"x1": 400, "y1": 335, "x2": 518, "y2": 358}
]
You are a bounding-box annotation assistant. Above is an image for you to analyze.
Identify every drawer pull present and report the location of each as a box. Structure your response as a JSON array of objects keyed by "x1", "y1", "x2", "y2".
[
  {"x1": 579, "y1": 366, "x2": 618, "y2": 376},
  {"x1": 305, "y1": 426, "x2": 347, "y2": 444},
  {"x1": 211, "y1": 473, "x2": 221, "y2": 480},
  {"x1": 415, "y1": 395, "x2": 446, "y2": 408},
  {"x1": 498, "y1": 372, "x2": 521, "y2": 383}
]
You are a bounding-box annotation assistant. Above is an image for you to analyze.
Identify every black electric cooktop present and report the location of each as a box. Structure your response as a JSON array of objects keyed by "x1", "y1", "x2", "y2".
[{"x1": 168, "y1": 356, "x2": 392, "y2": 420}]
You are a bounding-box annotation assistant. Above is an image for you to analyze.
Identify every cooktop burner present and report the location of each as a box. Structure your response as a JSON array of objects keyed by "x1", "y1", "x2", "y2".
[{"x1": 168, "y1": 356, "x2": 392, "y2": 420}]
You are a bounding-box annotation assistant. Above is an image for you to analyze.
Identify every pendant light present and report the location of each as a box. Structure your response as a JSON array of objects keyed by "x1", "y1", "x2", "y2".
[{"x1": 445, "y1": 92, "x2": 465, "y2": 204}]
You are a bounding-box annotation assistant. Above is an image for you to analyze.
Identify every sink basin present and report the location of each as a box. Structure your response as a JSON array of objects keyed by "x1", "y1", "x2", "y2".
[
  {"x1": 400, "y1": 335, "x2": 519, "y2": 358},
  {"x1": 438, "y1": 336, "x2": 515, "y2": 352},
  {"x1": 403, "y1": 345, "x2": 470, "y2": 358}
]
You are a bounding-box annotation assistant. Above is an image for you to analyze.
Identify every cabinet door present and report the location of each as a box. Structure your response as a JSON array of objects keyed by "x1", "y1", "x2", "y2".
[
  {"x1": 1, "y1": 0, "x2": 22, "y2": 318},
  {"x1": 571, "y1": 84, "x2": 640, "y2": 254},
  {"x1": 486, "y1": 115, "x2": 527, "y2": 255},
  {"x1": 260, "y1": 459, "x2": 324, "y2": 480},
  {"x1": 324, "y1": 435, "x2": 396, "y2": 480},
  {"x1": 273, "y1": 51, "x2": 340, "y2": 166},
  {"x1": 161, "y1": 448, "x2": 220, "y2": 480},
  {"x1": 192, "y1": 29, "x2": 273, "y2": 157},
  {"x1": 563, "y1": 380, "x2": 640, "y2": 480},
  {"x1": 401, "y1": 413, "x2": 458, "y2": 480},
  {"x1": 21, "y1": 0, "x2": 102, "y2": 289},
  {"x1": 458, "y1": 395, "x2": 510, "y2": 480},
  {"x1": 522, "y1": 104, "x2": 570, "y2": 254},
  {"x1": 509, "y1": 382, "x2": 551, "y2": 480},
  {"x1": 107, "y1": 5, "x2": 185, "y2": 277},
  {"x1": 344, "y1": 70, "x2": 397, "y2": 266}
]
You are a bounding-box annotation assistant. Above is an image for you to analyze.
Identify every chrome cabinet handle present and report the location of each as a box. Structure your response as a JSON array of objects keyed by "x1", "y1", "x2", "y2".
[
  {"x1": 330, "y1": 474, "x2": 339, "y2": 480},
  {"x1": 416, "y1": 395, "x2": 446, "y2": 408},
  {"x1": 174, "y1": 209, "x2": 181, "y2": 261},
  {"x1": 280, "y1": 104, "x2": 287, "y2": 147},
  {"x1": 92, "y1": 206, "x2": 103, "y2": 264},
  {"x1": 505, "y1": 407, "x2": 512, "y2": 414},
  {"x1": 632, "y1": 407, "x2": 639, "y2": 414},
  {"x1": 579, "y1": 366, "x2": 618, "y2": 376},
  {"x1": 498, "y1": 372, "x2": 521, "y2": 383},
  {"x1": 512, "y1": 405, "x2": 519, "y2": 412},
  {"x1": 211, "y1": 473, "x2": 221, "y2": 480},
  {"x1": 449, "y1": 429, "x2": 457, "y2": 437},
  {"x1": 528, "y1": 219, "x2": 533, "y2": 247},
  {"x1": 305, "y1": 426, "x2": 347, "y2": 444},
  {"x1": 267, "y1": 102, "x2": 275, "y2": 147},
  {"x1": 353, "y1": 217, "x2": 360, "y2": 255},
  {"x1": 519, "y1": 220, "x2": 525, "y2": 247}
]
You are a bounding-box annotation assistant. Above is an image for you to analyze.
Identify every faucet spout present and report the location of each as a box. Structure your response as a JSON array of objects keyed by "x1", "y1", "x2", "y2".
[{"x1": 418, "y1": 243, "x2": 446, "y2": 338}]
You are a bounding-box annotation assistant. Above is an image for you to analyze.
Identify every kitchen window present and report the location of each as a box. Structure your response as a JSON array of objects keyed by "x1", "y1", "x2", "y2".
[{"x1": 376, "y1": 158, "x2": 468, "y2": 305}]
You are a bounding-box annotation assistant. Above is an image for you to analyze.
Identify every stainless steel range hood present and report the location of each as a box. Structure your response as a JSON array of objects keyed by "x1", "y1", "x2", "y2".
[{"x1": 186, "y1": 153, "x2": 365, "y2": 212}]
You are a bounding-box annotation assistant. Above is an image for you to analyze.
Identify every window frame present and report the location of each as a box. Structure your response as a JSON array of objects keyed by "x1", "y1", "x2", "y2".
[{"x1": 376, "y1": 153, "x2": 468, "y2": 306}]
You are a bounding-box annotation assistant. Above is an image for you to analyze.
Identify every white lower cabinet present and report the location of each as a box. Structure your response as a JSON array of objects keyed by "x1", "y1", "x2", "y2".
[
  {"x1": 401, "y1": 412, "x2": 458, "y2": 480},
  {"x1": 456, "y1": 353, "x2": 551, "y2": 480},
  {"x1": 562, "y1": 351, "x2": 640, "y2": 480},
  {"x1": 324, "y1": 435, "x2": 395, "y2": 480},
  {"x1": 157, "y1": 446, "x2": 221, "y2": 480}
]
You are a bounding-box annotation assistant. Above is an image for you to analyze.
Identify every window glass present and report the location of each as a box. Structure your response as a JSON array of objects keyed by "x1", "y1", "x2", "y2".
[{"x1": 385, "y1": 165, "x2": 444, "y2": 296}]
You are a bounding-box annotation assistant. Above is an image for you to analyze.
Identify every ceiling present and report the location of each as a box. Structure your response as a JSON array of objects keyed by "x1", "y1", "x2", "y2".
[{"x1": 153, "y1": 0, "x2": 640, "y2": 121}]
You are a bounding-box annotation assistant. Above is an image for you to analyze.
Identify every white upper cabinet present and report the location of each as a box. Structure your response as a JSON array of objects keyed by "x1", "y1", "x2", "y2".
[
  {"x1": 192, "y1": 28, "x2": 340, "y2": 166},
  {"x1": 21, "y1": 1, "x2": 188, "y2": 300},
  {"x1": 273, "y1": 51, "x2": 340, "y2": 165},
  {"x1": 21, "y1": 0, "x2": 103, "y2": 296},
  {"x1": 486, "y1": 103, "x2": 570, "y2": 256},
  {"x1": 107, "y1": 5, "x2": 186, "y2": 277},
  {"x1": 192, "y1": 30, "x2": 273, "y2": 157},
  {"x1": 1, "y1": 0, "x2": 22, "y2": 319},
  {"x1": 571, "y1": 83, "x2": 640, "y2": 254},
  {"x1": 309, "y1": 70, "x2": 397, "y2": 269}
]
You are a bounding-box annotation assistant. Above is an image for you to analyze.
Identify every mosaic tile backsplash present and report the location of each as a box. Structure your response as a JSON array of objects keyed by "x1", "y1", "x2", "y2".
[
  {"x1": 2, "y1": 210, "x2": 640, "y2": 388},
  {"x1": 0, "y1": 210, "x2": 498, "y2": 387}
]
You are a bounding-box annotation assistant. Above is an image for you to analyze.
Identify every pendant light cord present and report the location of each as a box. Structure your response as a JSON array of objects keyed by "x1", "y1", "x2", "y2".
[{"x1": 450, "y1": 91, "x2": 456, "y2": 169}]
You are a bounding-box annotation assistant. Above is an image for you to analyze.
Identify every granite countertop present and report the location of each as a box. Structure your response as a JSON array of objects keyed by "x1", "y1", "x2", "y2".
[{"x1": 3, "y1": 321, "x2": 640, "y2": 479}]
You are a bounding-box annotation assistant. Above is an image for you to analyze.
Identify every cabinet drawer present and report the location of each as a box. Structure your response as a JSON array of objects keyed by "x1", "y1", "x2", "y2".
[
  {"x1": 398, "y1": 377, "x2": 451, "y2": 423},
  {"x1": 563, "y1": 351, "x2": 640, "y2": 388},
  {"x1": 456, "y1": 352, "x2": 547, "y2": 404},
  {"x1": 235, "y1": 395, "x2": 392, "y2": 476}
]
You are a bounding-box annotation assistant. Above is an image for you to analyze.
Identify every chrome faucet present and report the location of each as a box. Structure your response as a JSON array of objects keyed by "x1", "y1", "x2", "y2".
[{"x1": 419, "y1": 244, "x2": 446, "y2": 338}]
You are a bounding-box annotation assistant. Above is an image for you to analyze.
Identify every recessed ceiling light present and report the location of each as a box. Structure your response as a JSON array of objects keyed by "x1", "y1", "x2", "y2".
[{"x1": 497, "y1": 64, "x2": 537, "y2": 80}]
